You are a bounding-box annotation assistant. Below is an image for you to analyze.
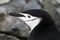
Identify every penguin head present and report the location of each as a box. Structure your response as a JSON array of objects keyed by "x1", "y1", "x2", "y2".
[{"x1": 9, "y1": 11, "x2": 42, "y2": 31}]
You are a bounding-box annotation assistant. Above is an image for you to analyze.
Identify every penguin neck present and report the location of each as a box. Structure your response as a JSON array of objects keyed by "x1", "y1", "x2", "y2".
[{"x1": 32, "y1": 18, "x2": 57, "y2": 32}]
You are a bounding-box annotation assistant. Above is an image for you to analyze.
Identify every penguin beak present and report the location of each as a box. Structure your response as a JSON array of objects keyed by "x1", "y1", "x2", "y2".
[{"x1": 9, "y1": 12, "x2": 25, "y2": 17}]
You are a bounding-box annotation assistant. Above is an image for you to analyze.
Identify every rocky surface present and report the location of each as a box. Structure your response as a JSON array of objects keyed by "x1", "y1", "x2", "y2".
[
  {"x1": 0, "y1": 0, "x2": 10, "y2": 5},
  {"x1": 0, "y1": 12, "x2": 30, "y2": 40},
  {"x1": 0, "y1": 34, "x2": 19, "y2": 40},
  {"x1": 23, "y1": 0, "x2": 42, "y2": 10}
]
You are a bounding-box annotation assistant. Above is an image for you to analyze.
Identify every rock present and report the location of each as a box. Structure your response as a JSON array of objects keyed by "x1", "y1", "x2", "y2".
[
  {"x1": 0, "y1": 7, "x2": 7, "y2": 14},
  {"x1": 0, "y1": 0, "x2": 26, "y2": 12},
  {"x1": 24, "y1": 0, "x2": 42, "y2": 10},
  {"x1": 0, "y1": 6, "x2": 31, "y2": 38},
  {"x1": 56, "y1": 0, "x2": 60, "y2": 4},
  {"x1": 0, "y1": 0, "x2": 10, "y2": 5},
  {"x1": 38, "y1": 0, "x2": 43, "y2": 4},
  {"x1": 0, "y1": 13, "x2": 31, "y2": 38},
  {"x1": 25, "y1": 0, "x2": 30, "y2": 3},
  {"x1": 0, "y1": 34, "x2": 19, "y2": 40},
  {"x1": 56, "y1": 7, "x2": 60, "y2": 14}
]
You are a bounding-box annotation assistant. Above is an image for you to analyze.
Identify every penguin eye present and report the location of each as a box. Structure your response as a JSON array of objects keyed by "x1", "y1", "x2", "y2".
[{"x1": 28, "y1": 15, "x2": 31, "y2": 18}]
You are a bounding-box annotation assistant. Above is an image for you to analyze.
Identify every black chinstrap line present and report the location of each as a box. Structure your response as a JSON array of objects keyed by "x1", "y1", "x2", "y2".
[
  {"x1": 0, "y1": 31, "x2": 27, "y2": 40},
  {"x1": 25, "y1": 18, "x2": 38, "y2": 22}
]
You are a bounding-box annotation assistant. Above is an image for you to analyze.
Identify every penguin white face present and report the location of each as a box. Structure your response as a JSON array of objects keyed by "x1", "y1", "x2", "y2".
[
  {"x1": 18, "y1": 13, "x2": 37, "y2": 22},
  {"x1": 18, "y1": 13, "x2": 42, "y2": 31}
]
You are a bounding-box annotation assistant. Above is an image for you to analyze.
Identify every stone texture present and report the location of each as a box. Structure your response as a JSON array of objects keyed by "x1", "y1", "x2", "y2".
[
  {"x1": 24, "y1": 0, "x2": 41, "y2": 10},
  {"x1": 56, "y1": 0, "x2": 60, "y2": 4},
  {"x1": 0, "y1": 34, "x2": 19, "y2": 40},
  {"x1": 0, "y1": 0, "x2": 26, "y2": 12},
  {"x1": 0, "y1": 13, "x2": 31, "y2": 40},
  {"x1": 0, "y1": 0, "x2": 10, "y2": 5}
]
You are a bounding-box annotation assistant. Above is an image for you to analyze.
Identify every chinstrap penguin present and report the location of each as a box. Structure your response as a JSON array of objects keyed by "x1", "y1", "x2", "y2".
[{"x1": 9, "y1": 9, "x2": 60, "y2": 40}]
